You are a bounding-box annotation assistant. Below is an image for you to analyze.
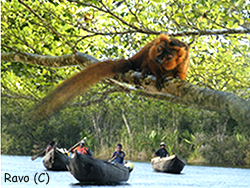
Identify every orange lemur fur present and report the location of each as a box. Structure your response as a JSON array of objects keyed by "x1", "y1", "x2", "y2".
[{"x1": 34, "y1": 34, "x2": 189, "y2": 119}]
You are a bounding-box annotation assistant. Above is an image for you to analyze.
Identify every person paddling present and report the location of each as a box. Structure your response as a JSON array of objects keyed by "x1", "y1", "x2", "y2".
[
  {"x1": 109, "y1": 143, "x2": 125, "y2": 164},
  {"x1": 73, "y1": 140, "x2": 92, "y2": 156},
  {"x1": 45, "y1": 140, "x2": 56, "y2": 154}
]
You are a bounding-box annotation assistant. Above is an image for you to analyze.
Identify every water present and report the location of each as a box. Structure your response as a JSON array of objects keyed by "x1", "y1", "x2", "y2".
[{"x1": 1, "y1": 155, "x2": 250, "y2": 188}]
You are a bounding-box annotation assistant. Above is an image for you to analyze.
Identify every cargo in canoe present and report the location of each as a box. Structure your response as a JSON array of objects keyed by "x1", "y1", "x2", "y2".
[
  {"x1": 43, "y1": 148, "x2": 68, "y2": 171},
  {"x1": 67, "y1": 152, "x2": 131, "y2": 184},
  {"x1": 151, "y1": 155, "x2": 186, "y2": 173}
]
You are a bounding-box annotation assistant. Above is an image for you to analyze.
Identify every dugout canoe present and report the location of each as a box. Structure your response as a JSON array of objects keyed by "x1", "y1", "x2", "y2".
[
  {"x1": 43, "y1": 148, "x2": 68, "y2": 171},
  {"x1": 67, "y1": 152, "x2": 131, "y2": 184},
  {"x1": 151, "y1": 155, "x2": 186, "y2": 173}
]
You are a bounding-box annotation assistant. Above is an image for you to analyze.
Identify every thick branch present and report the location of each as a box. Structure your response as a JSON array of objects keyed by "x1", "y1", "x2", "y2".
[
  {"x1": 2, "y1": 51, "x2": 249, "y2": 126},
  {"x1": 116, "y1": 71, "x2": 250, "y2": 126},
  {"x1": 107, "y1": 79, "x2": 190, "y2": 106},
  {"x1": 1, "y1": 93, "x2": 36, "y2": 101},
  {"x1": 1, "y1": 52, "x2": 98, "y2": 67}
]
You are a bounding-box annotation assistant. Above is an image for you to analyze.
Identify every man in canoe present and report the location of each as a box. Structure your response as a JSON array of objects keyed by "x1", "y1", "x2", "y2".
[
  {"x1": 155, "y1": 142, "x2": 169, "y2": 158},
  {"x1": 109, "y1": 143, "x2": 125, "y2": 164},
  {"x1": 46, "y1": 140, "x2": 56, "y2": 154},
  {"x1": 74, "y1": 140, "x2": 92, "y2": 156}
]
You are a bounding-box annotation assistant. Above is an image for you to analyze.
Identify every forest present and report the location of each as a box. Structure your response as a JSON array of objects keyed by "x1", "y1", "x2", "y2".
[{"x1": 1, "y1": 0, "x2": 250, "y2": 166}]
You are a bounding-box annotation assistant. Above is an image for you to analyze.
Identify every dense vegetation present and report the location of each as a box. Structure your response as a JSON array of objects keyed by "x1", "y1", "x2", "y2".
[{"x1": 1, "y1": 0, "x2": 250, "y2": 166}]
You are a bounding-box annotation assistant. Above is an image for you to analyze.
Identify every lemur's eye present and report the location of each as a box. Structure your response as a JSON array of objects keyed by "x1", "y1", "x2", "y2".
[{"x1": 157, "y1": 46, "x2": 163, "y2": 52}]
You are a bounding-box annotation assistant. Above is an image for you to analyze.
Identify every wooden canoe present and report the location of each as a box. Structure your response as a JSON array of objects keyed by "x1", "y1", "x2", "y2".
[
  {"x1": 67, "y1": 152, "x2": 131, "y2": 184},
  {"x1": 43, "y1": 148, "x2": 68, "y2": 171},
  {"x1": 151, "y1": 155, "x2": 186, "y2": 173}
]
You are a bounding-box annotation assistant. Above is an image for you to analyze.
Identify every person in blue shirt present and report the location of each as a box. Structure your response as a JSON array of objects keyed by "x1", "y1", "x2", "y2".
[{"x1": 109, "y1": 143, "x2": 125, "y2": 164}]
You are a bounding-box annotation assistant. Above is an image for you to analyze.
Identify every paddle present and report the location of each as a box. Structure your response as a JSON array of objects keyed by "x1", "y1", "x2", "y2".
[
  {"x1": 108, "y1": 152, "x2": 126, "y2": 163},
  {"x1": 31, "y1": 150, "x2": 46, "y2": 161},
  {"x1": 68, "y1": 137, "x2": 87, "y2": 153},
  {"x1": 108, "y1": 155, "x2": 117, "y2": 162},
  {"x1": 32, "y1": 137, "x2": 86, "y2": 160}
]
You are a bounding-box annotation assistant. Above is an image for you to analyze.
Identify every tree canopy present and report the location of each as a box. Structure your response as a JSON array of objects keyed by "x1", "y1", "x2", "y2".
[{"x1": 1, "y1": 0, "x2": 250, "y2": 165}]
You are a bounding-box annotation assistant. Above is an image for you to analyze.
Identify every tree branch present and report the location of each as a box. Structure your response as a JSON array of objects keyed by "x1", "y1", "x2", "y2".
[
  {"x1": 115, "y1": 71, "x2": 250, "y2": 126},
  {"x1": 1, "y1": 93, "x2": 37, "y2": 101},
  {"x1": 68, "y1": 0, "x2": 250, "y2": 37},
  {"x1": 18, "y1": 0, "x2": 75, "y2": 51},
  {"x1": 170, "y1": 28, "x2": 250, "y2": 37},
  {"x1": 69, "y1": 0, "x2": 155, "y2": 34},
  {"x1": 1, "y1": 51, "x2": 249, "y2": 126},
  {"x1": 1, "y1": 52, "x2": 98, "y2": 67},
  {"x1": 107, "y1": 79, "x2": 190, "y2": 106}
]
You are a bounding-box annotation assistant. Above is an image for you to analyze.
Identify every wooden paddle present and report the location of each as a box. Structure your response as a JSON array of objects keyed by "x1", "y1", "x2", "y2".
[
  {"x1": 108, "y1": 155, "x2": 117, "y2": 162},
  {"x1": 108, "y1": 152, "x2": 125, "y2": 162},
  {"x1": 68, "y1": 137, "x2": 87, "y2": 152},
  {"x1": 31, "y1": 150, "x2": 45, "y2": 161}
]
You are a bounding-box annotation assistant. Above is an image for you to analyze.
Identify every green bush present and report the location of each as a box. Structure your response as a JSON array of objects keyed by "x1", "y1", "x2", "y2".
[{"x1": 200, "y1": 135, "x2": 250, "y2": 166}]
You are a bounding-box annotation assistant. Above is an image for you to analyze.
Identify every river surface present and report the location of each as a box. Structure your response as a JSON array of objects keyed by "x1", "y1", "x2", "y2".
[{"x1": 1, "y1": 155, "x2": 250, "y2": 188}]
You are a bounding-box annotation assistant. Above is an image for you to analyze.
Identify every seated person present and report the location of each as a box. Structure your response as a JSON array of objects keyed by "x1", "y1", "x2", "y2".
[
  {"x1": 109, "y1": 143, "x2": 125, "y2": 164},
  {"x1": 46, "y1": 140, "x2": 56, "y2": 154},
  {"x1": 155, "y1": 142, "x2": 169, "y2": 158},
  {"x1": 74, "y1": 140, "x2": 92, "y2": 156}
]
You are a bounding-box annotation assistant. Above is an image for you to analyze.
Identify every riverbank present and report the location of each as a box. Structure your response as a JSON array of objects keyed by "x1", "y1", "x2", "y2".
[{"x1": 2, "y1": 150, "x2": 250, "y2": 169}]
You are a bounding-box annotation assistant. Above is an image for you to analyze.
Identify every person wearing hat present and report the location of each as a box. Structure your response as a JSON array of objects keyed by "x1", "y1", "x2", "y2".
[
  {"x1": 155, "y1": 142, "x2": 169, "y2": 158},
  {"x1": 74, "y1": 140, "x2": 92, "y2": 156},
  {"x1": 109, "y1": 143, "x2": 125, "y2": 164}
]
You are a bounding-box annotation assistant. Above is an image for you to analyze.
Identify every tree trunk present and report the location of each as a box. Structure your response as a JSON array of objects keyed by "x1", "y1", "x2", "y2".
[{"x1": 122, "y1": 112, "x2": 132, "y2": 138}]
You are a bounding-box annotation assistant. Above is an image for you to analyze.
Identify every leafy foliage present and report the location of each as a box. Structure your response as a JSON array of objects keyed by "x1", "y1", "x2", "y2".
[{"x1": 1, "y1": 0, "x2": 250, "y2": 166}]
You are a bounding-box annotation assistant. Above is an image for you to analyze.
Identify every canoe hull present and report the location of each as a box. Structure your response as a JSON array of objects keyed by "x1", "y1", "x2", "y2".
[
  {"x1": 151, "y1": 155, "x2": 186, "y2": 173},
  {"x1": 43, "y1": 148, "x2": 68, "y2": 171},
  {"x1": 67, "y1": 152, "x2": 130, "y2": 184}
]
